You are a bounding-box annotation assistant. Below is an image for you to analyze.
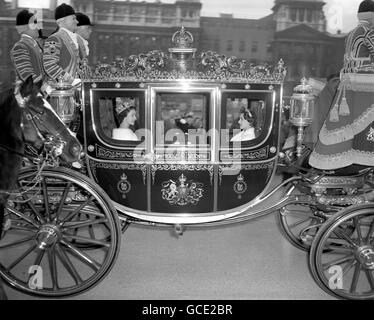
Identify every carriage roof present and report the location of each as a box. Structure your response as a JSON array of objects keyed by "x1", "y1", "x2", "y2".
[{"x1": 78, "y1": 27, "x2": 287, "y2": 84}]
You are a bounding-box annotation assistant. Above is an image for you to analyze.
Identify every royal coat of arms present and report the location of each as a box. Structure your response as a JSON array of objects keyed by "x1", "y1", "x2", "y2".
[{"x1": 161, "y1": 174, "x2": 204, "y2": 206}]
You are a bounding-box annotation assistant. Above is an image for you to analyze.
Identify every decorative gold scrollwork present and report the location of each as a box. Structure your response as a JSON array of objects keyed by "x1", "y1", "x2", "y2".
[{"x1": 79, "y1": 27, "x2": 286, "y2": 83}]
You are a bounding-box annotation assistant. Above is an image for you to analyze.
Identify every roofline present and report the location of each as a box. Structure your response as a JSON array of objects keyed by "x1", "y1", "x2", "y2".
[{"x1": 272, "y1": 0, "x2": 326, "y2": 11}]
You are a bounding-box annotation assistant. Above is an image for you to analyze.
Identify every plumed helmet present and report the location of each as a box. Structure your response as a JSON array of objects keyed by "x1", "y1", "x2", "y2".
[
  {"x1": 358, "y1": 0, "x2": 374, "y2": 13},
  {"x1": 16, "y1": 9, "x2": 34, "y2": 26},
  {"x1": 55, "y1": 3, "x2": 76, "y2": 20}
]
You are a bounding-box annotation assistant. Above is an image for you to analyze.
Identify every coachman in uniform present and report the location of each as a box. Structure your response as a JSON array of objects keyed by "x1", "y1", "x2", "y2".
[
  {"x1": 76, "y1": 12, "x2": 94, "y2": 60},
  {"x1": 43, "y1": 3, "x2": 80, "y2": 83},
  {"x1": 11, "y1": 10, "x2": 45, "y2": 85}
]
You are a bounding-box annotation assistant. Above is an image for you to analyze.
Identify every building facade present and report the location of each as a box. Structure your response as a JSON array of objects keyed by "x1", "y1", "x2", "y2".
[
  {"x1": 71, "y1": 0, "x2": 202, "y2": 64},
  {"x1": 272, "y1": 0, "x2": 326, "y2": 32},
  {"x1": 271, "y1": 0, "x2": 345, "y2": 94},
  {"x1": 200, "y1": 14, "x2": 275, "y2": 65},
  {"x1": 0, "y1": 0, "x2": 346, "y2": 95}
]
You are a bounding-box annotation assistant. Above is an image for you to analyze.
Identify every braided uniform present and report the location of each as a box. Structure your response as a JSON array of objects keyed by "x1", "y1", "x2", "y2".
[
  {"x1": 10, "y1": 34, "x2": 44, "y2": 83},
  {"x1": 309, "y1": 21, "x2": 374, "y2": 169},
  {"x1": 43, "y1": 28, "x2": 81, "y2": 81}
]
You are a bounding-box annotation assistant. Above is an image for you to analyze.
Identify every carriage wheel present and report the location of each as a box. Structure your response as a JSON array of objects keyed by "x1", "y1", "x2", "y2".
[
  {"x1": 0, "y1": 167, "x2": 121, "y2": 297},
  {"x1": 309, "y1": 204, "x2": 374, "y2": 300},
  {"x1": 277, "y1": 183, "x2": 327, "y2": 251}
]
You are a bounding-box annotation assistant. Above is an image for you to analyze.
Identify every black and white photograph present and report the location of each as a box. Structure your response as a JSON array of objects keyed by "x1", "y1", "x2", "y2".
[{"x1": 0, "y1": 0, "x2": 374, "y2": 305}]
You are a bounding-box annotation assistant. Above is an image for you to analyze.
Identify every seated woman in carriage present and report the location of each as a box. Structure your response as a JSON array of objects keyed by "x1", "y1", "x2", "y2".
[
  {"x1": 112, "y1": 97, "x2": 139, "y2": 141},
  {"x1": 308, "y1": 0, "x2": 374, "y2": 172},
  {"x1": 230, "y1": 107, "x2": 257, "y2": 142}
]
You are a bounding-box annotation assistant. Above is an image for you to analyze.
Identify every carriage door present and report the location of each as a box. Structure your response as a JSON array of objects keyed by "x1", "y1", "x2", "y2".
[
  {"x1": 84, "y1": 83, "x2": 148, "y2": 212},
  {"x1": 148, "y1": 84, "x2": 218, "y2": 213}
]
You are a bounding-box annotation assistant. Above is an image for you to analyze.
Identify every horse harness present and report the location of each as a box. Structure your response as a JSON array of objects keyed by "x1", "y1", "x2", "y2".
[{"x1": 0, "y1": 91, "x2": 45, "y2": 161}]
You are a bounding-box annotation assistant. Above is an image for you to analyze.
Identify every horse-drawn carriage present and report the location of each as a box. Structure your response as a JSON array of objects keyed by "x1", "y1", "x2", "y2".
[{"x1": 1, "y1": 27, "x2": 373, "y2": 300}]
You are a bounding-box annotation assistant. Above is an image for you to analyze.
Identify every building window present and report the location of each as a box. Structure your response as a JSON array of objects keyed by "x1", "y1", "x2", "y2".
[
  {"x1": 291, "y1": 8, "x2": 297, "y2": 22},
  {"x1": 130, "y1": 6, "x2": 142, "y2": 15},
  {"x1": 307, "y1": 9, "x2": 313, "y2": 22},
  {"x1": 251, "y1": 41, "x2": 258, "y2": 53},
  {"x1": 182, "y1": 9, "x2": 194, "y2": 18},
  {"x1": 146, "y1": 17, "x2": 157, "y2": 23},
  {"x1": 239, "y1": 41, "x2": 245, "y2": 52},
  {"x1": 97, "y1": 7, "x2": 110, "y2": 21},
  {"x1": 147, "y1": 7, "x2": 158, "y2": 16},
  {"x1": 298, "y1": 8, "x2": 305, "y2": 22},
  {"x1": 227, "y1": 40, "x2": 233, "y2": 51},
  {"x1": 162, "y1": 8, "x2": 175, "y2": 16}
]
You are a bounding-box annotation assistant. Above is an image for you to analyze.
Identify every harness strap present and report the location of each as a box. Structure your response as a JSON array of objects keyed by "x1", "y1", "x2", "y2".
[{"x1": 0, "y1": 143, "x2": 37, "y2": 161}]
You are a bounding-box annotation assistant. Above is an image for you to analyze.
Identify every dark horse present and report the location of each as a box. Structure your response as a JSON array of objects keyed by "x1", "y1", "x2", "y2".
[
  {"x1": 0, "y1": 76, "x2": 44, "y2": 300},
  {"x1": 0, "y1": 76, "x2": 82, "y2": 299}
]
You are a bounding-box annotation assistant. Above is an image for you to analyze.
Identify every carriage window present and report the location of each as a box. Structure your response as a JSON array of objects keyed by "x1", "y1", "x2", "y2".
[
  {"x1": 98, "y1": 94, "x2": 143, "y2": 143},
  {"x1": 155, "y1": 92, "x2": 210, "y2": 147},
  {"x1": 222, "y1": 95, "x2": 266, "y2": 145}
]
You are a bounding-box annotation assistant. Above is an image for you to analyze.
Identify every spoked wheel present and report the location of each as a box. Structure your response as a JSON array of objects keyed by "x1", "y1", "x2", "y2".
[
  {"x1": 0, "y1": 167, "x2": 121, "y2": 297},
  {"x1": 309, "y1": 204, "x2": 374, "y2": 300},
  {"x1": 277, "y1": 183, "x2": 328, "y2": 251}
]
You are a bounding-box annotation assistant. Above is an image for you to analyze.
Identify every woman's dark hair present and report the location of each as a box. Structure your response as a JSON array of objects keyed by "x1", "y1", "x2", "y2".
[
  {"x1": 240, "y1": 107, "x2": 256, "y2": 127},
  {"x1": 116, "y1": 105, "x2": 136, "y2": 125}
]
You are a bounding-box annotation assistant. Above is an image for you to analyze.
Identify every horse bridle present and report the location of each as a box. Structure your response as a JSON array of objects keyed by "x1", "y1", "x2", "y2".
[{"x1": 0, "y1": 91, "x2": 45, "y2": 161}]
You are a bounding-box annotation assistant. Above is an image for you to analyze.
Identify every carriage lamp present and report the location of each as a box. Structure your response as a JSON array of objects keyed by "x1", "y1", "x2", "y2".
[
  {"x1": 289, "y1": 77, "x2": 316, "y2": 157},
  {"x1": 48, "y1": 79, "x2": 78, "y2": 125}
]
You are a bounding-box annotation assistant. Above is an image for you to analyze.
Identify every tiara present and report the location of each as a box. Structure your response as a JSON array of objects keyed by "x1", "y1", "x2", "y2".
[
  {"x1": 115, "y1": 98, "x2": 135, "y2": 115},
  {"x1": 241, "y1": 107, "x2": 252, "y2": 118}
]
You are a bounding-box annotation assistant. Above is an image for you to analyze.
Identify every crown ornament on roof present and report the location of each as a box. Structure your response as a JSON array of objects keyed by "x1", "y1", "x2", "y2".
[{"x1": 171, "y1": 26, "x2": 194, "y2": 49}]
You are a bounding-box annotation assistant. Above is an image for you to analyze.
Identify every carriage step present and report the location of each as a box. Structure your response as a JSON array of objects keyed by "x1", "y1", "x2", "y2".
[{"x1": 174, "y1": 224, "x2": 185, "y2": 236}]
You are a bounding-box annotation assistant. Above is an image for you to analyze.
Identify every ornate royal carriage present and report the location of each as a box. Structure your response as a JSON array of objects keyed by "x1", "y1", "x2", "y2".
[{"x1": 0, "y1": 27, "x2": 373, "y2": 300}]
